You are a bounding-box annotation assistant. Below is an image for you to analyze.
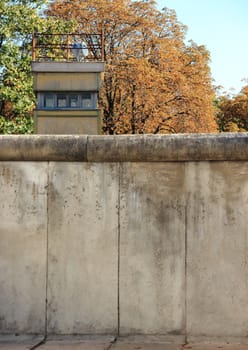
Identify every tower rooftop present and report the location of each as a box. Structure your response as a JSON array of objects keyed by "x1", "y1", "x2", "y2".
[{"x1": 32, "y1": 32, "x2": 104, "y2": 63}]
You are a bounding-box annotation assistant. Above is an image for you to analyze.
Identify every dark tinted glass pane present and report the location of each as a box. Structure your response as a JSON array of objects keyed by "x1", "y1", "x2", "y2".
[
  {"x1": 44, "y1": 94, "x2": 54, "y2": 108},
  {"x1": 69, "y1": 95, "x2": 79, "y2": 108},
  {"x1": 57, "y1": 94, "x2": 67, "y2": 108},
  {"x1": 82, "y1": 92, "x2": 91, "y2": 99},
  {"x1": 82, "y1": 93, "x2": 92, "y2": 108}
]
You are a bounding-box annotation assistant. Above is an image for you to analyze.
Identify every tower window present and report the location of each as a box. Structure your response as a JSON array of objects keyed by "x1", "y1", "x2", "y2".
[
  {"x1": 44, "y1": 94, "x2": 54, "y2": 108},
  {"x1": 82, "y1": 93, "x2": 93, "y2": 108},
  {"x1": 69, "y1": 94, "x2": 79, "y2": 108},
  {"x1": 57, "y1": 94, "x2": 67, "y2": 108},
  {"x1": 37, "y1": 92, "x2": 97, "y2": 109}
]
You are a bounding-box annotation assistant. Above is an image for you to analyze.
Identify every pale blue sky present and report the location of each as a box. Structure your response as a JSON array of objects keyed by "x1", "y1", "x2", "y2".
[{"x1": 156, "y1": 0, "x2": 248, "y2": 94}]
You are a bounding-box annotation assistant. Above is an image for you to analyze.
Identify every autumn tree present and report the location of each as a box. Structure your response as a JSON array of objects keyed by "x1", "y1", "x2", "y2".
[
  {"x1": 46, "y1": 0, "x2": 218, "y2": 134},
  {"x1": 216, "y1": 85, "x2": 248, "y2": 132}
]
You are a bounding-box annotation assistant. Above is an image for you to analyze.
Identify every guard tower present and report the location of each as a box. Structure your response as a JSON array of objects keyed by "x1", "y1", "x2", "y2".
[{"x1": 31, "y1": 32, "x2": 105, "y2": 134}]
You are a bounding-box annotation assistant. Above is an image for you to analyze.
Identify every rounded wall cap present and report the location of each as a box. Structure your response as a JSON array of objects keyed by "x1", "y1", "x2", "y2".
[{"x1": 0, "y1": 133, "x2": 247, "y2": 162}]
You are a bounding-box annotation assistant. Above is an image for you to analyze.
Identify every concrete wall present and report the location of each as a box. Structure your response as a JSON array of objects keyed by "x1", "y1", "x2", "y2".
[
  {"x1": 33, "y1": 72, "x2": 101, "y2": 91},
  {"x1": 31, "y1": 62, "x2": 105, "y2": 92},
  {"x1": 34, "y1": 112, "x2": 101, "y2": 135},
  {"x1": 0, "y1": 134, "x2": 248, "y2": 343}
]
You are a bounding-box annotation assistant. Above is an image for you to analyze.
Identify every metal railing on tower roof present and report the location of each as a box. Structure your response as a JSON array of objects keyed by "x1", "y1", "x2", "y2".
[{"x1": 32, "y1": 32, "x2": 104, "y2": 62}]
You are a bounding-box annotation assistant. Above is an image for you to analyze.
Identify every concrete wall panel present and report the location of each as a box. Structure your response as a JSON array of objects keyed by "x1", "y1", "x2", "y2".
[
  {"x1": 0, "y1": 162, "x2": 47, "y2": 334},
  {"x1": 34, "y1": 73, "x2": 99, "y2": 91},
  {"x1": 47, "y1": 163, "x2": 119, "y2": 334},
  {"x1": 119, "y1": 163, "x2": 186, "y2": 335},
  {"x1": 0, "y1": 135, "x2": 248, "y2": 340},
  {"x1": 36, "y1": 116, "x2": 100, "y2": 135},
  {"x1": 186, "y1": 162, "x2": 248, "y2": 338}
]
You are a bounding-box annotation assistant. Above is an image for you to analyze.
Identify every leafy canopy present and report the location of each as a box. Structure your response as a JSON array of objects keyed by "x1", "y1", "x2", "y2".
[
  {"x1": 215, "y1": 85, "x2": 248, "y2": 132},
  {"x1": 47, "y1": 0, "x2": 218, "y2": 134},
  {"x1": 0, "y1": 0, "x2": 221, "y2": 134},
  {"x1": 0, "y1": 0, "x2": 75, "y2": 133}
]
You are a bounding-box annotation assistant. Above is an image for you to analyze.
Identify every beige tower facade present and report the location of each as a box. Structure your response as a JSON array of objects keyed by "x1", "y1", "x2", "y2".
[{"x1": 31, "y1": 33, "x2": 105, "y2": 134}]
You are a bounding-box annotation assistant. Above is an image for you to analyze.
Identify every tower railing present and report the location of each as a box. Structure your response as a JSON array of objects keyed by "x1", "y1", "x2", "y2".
[{"x1": 32, "y1": 32, "x2": 104, "y2": 62}]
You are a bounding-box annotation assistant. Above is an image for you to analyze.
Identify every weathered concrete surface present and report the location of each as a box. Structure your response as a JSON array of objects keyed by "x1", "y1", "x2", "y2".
[
  {"x1": 184, "y1": 345, "x2": 248, "y2": 350},
  {"x1": 36, "y1": 116, "x2": 100, "y2": 135},
  {"x1": 0, "y1": 134, "x2": 248, "y2": 339},
  {"x1": 0, "y1": 135, "x2": 87, "y2": 161},
  {"x1": 2, "y1": 341, "x2": 248, "y2": 350},
  {"x1": 32, "y1": 62, "x2": 104, "y2": 135},
  {"x1": 31, "y1": 62, "x2": 105, "y2": 73},
  {"x1": 186, "y1": 162, "x2": 248, "y2": 337},
  {"x1": 33, "y1": 72, "x2": 101, "y2": 91},
  {"x1": 0, "y1": 343, "x2": 38, "y2": 349},
  {"x1": 119, "y1": 163, "x2": 186, "y2": 335},
  {"x1": 0, "y1": 336, "x2": 43, "y2": 349},
  {"x1": 87, "y1": 134, "x2": 248, "y2": 162},
  {"x1": 47, "y1": 163, "x2": 119, "y2": 334},
  {"x1": 39, "y1": 340, "x2": 109, "y2": 349},
  {"x1": 0, "y1": 162, "x2": 47, "y2": 334},
  {"x1": 0, "y1": 345, "x2": 31, "y2": 350},
  {"x1": 0, "y1": 133, "x2": 248, "y2": 162},
  {"x1": 112, "y1": 343, "x2": 182, "y2": 350}
]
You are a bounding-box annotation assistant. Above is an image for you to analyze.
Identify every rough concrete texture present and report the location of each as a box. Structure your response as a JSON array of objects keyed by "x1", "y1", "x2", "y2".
[
  {"x1": 0, "y1": 336, "x2": 42, "y2": 349},
  {"x1": 0, "y1": 162, "x2": 47, "y2": 334},
  {"x1": 31, "y1": 62, "x2": 105, "y2": 73},
  {"x1": 1, "y1": 134, "x2": 248, "y2": 339},
  {"x1": 0, "y1": 133, "x2": 248, "y2": 162},
  {"x1": 36, "y1": 116, "x2": 99, "y2": 135},
  {"x1": 111, "y1": 343, "x2": 182, "y2": 350},
  {"x1": 47, "y1": 163, "x2": 119, "y2": 334},
  {"x1": 0, "y1": 346, "x2": 30, "y2": 350},
  {"x1": 184, "y1": 346, "x2": 248, "y2": 350},
  {"x1": 2, "y1": 341, "x2": 248, "y2": 350},
  {"x1": 186, "y1": 162, "x2": 248, "y2": 337},
  {"x1": 33, "y1": 72, "x2": 100, "y2": 91},
  {"x1": 0, "y1": 135, "x2": 87, "y2": 161},
  {"x1": 119, "y1": 163, "x2": 186, "y2": 334},
  {"x1": 87, "y1": 133, "x2": 248, "y2": 162},
  {"x1": 0, "y1": 344, "x2": 36, "y2": 350},
  {"x1": 38, "y1": 340, "x2": 109, "y2": 349}
]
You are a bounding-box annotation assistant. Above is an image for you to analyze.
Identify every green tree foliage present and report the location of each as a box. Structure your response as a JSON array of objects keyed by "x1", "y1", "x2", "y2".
[
  {"x1": 0, "y1": 0, "x2": 75, "y2": 133},
  {"x1": 215, "y1": 85, "x2": 248, "y2": 132},
  {"x1": 0, "y1": 0, "x2": 44, "y2": 132}
]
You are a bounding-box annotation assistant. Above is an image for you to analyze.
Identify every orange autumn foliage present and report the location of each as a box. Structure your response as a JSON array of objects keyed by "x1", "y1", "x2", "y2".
[
  {"x1": 216, "y1": 85, "x2": 248, "y2": 132},
  {"x1": 46, "y1": 0, "x2": 218, "y2": 134}
]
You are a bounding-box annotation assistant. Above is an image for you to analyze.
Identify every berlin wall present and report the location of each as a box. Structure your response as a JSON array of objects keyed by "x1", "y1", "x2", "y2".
[{"x1": 0, "y1": 133, "x2": 248, "y2": 344}]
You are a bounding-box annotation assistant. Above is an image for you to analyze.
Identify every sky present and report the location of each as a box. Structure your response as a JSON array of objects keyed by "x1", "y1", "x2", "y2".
[{"x1": 156, "y1": 0, "x2": 248, "y2": 94}]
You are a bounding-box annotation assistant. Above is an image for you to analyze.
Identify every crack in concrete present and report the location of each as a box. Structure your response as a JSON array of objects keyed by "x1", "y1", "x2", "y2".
[
  {"x1": 29, "y1": 336, "x2": 47, "y2": 350},
  {"x1": 104, "y1": 336, "x2": 117, "y2": 350}
]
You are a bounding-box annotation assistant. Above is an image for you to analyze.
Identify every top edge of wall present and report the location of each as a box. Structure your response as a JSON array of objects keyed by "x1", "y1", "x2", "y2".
[{"x1": 0, "y1": 133, "x2": 247, "y2": 162}]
